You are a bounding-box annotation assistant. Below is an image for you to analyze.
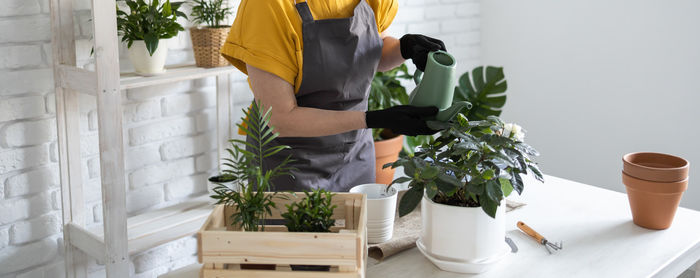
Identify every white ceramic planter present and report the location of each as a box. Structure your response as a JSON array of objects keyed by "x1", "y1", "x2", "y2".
[
  {"x1": 417, "y1": 195, "x2": 509, "y2": 273},
  {"x1": 127, "y1": 39, "x2": 168, "y2": 75}
]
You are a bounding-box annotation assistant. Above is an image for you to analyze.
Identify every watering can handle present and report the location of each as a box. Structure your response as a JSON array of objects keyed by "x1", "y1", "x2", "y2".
[{"x1": 413, "y1": 70, "x2": 423, "y2": 85}]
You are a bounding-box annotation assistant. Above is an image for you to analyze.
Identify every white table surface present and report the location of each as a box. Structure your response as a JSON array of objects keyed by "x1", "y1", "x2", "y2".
[{"x1": 161, "y1": 175, "x2": 700, "y2": 278}]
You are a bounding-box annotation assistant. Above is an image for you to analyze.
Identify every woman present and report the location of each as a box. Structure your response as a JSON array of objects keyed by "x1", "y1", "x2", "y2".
[{"x1": 221, "y1": 0, "x2": 446, "y2": 192}]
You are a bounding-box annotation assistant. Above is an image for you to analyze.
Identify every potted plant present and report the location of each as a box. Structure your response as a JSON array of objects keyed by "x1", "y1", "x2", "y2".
[
  {"x1": 369, "y1": 64, "x2": 431, "y2": 184},
  {"x1": 386, "y1": 113, "x2": 543, "y2": 273},
  {"x1": 188, "y1": 0, "x2": 232, "y2": 68},
  {"x1": 209, "y1": 101, "x2": 293, "y2": 269},
  {"x1": 281, "y1": 189, "x2": 337, "y2": 272},
  {"x1": 116, "y1": 0, "x2": 187, "y2": 75}
]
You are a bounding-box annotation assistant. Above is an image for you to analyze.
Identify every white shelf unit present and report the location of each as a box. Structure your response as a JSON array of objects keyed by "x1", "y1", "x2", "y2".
[{"x1": 49, "y1": 0, "x2": 236, "y2": 277}]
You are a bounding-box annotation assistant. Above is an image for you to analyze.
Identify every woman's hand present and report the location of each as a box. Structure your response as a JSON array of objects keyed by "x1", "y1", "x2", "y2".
[
  {"x1": 399, "y1": 34, "x2": 447, "y2": 71},
  {"x1": 365, "y1": 105, "x2": 439, "y2": 136}
]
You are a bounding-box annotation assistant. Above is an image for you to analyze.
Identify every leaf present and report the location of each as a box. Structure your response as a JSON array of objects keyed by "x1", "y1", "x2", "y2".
[
  {"x1": 455, "y1": 66, "x2": 508, "y2": 122},
  {"x1": 480, "y1": 197, "x2": 498, "y2": 218},
  {"x1": 398, "y1": 186, "x2": 422, "y2": 217},
  {"x1": 528, "y1": 163, "x2": 545, "y2": 182},
  {"x1": 425, "y1": 181, "x2": 438, "y2": 199},
  {"x1": 162, "y1": 0, "x2": 171, "y2": 16},
  {"x1": 420, "y1": 166, "x2": 439, "y2": 180},
  {"x1": 485, "y1": 179, "x2": 503, "y2": 202},
  {"x1": 143, "y1": 33, "x2": 159, "y2": 56},
  {"x1": 510, "y1": 172, "x2": 524, "y2": 195},
  {"x1": 389, "y1": 176, "x2": 412, "y2": 186},
  {"x1": 499, "y1": 177, "x2": 513, "y2": 197}
]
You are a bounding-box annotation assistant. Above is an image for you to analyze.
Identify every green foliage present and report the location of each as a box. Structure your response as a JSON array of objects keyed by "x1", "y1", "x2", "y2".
[
  {"x1": 210, "y1": 101, "x2": 294, "y2": 231},
  {"x1": 189, "y1": 0, "x2": 232, "y2": 28},
  {"x1": 453, "y1": 66, "x2": 508, "y2": 121},
  {"x1": 116, "y1": 0, "x2": 187, "y2": 56},
  {"x1": 282, "y1": 189, "x2": 337, "y2": 233},
  {"x1": 386, "y1": 115, "x2": 543, "y2": 219},
  {"x1": 368, "y1": 64, "x2": 431, "y2": 154}
]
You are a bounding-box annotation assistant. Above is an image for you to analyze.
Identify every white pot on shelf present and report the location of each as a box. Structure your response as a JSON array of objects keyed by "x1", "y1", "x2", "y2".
[
  {"x1": 417, "y1": 195, "x2": 509, "y2": 274},
  {"x1": 127, "y1": 39, "x2": 168, "y2": 76}
]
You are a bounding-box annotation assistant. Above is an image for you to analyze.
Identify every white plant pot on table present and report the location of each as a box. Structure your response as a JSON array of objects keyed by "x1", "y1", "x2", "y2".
[
  {"x1": 127, "y1": 39, "x2": 168, "y2": 76},
  {"x1": 417, "y1": 195, "x2": 510, "y2": 274}
]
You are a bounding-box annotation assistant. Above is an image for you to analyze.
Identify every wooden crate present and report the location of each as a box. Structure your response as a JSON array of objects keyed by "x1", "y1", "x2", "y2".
[{"x1": 197, "y1": 192, "x2": 367, "y2": 278}]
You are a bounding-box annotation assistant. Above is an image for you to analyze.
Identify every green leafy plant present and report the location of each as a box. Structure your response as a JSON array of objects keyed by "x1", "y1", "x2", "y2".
[
  {"x1": 369, "y1": 64, "x2": 431, "y2": 154},
  {"x1": 189, "y1": 0, "x2": 232, "y2": 28},
  {"x1": 282, "y1": 189, "x2": 337, "y2": 233},
  {"x1": 453, "y1": 66, "x2": 508, "y2": 121},
  {"x1": 210, "y1": 101, "x2": 294, "y2": 231},
  {"x1": 116, "y1": 0, "x2": 187, "y2": 56},
  {"x1": 386, "y1": 114, "x2": 543, "y2": 219}
]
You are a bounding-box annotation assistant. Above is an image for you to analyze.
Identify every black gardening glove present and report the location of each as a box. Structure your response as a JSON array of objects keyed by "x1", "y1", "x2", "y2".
[
  {"x1": 399, "y1": 34, "x2": 447, "y2": 71},
  {"x1": 366, "y1": 105, "x2": 439, "y2": 136}
]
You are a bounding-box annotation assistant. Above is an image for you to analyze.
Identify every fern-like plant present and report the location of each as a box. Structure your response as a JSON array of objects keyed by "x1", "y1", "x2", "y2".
[{"x1": 210, "y1": 101, "x2": 294, "y2": 231}]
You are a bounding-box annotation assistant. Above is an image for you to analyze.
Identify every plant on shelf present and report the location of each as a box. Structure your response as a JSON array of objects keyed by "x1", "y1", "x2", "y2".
[
  {"x1": 116, "y1": 0, "x2": 187, "y2": 74},
  {"x1": 281, "y1": 189, "x2": 337, "y2": 271},
  {"x1": 384, "y1": 114, "x2": 542, "y2": 273},
  {"x1": 369, "y1": 64, "x2": 431, "y2": 184},
  {"x1": 188, "y1": 0, "x2": 233, "y2": 68},
  {"x1": 453, "y1": 66, "x2": 508, "y2": 121},
  {"x1": 209, "y1": 101, "x2": 294, "y2": 232}
]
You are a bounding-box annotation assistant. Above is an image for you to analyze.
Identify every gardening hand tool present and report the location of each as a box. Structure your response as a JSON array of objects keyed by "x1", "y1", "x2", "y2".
[
  {"x1": 517, "y1": 221, "x2": 563, "y2": 254},
  {"x1": 505, "y1": 237, "x2": 518, "y2": 253}
]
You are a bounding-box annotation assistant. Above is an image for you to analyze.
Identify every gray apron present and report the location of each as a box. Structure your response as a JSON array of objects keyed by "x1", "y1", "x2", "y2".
[{"x1": 249, "y1": 0, "x2": 383, "y2": 192}]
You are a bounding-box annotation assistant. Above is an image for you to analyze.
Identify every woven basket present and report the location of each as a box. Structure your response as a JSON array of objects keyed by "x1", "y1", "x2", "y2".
[{"x1": 190, "y1": 26, "x2": 230, "y2": 68}]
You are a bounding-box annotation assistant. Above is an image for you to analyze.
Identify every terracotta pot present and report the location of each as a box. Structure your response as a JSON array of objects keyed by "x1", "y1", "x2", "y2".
[
  {"x1": 374, "y1": 135, "x2": 404, "y2": 185},
  {"x1": 622, "y1": 172, "x2": 688, "y2": 230},
  {"x1": 623, "y1": 152, "x2": 689, "y2": 182}
]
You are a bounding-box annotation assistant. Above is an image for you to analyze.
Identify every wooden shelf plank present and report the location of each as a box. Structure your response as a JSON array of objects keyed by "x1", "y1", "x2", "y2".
[
  {"x1": 120, "y1": 64, "x2": 238, "y2": 90},
  {"x1": 87, "y1": 195, "x2": 214, "y2": 255}
]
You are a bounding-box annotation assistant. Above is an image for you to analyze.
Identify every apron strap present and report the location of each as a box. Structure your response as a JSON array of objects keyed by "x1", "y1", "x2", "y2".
[{"x1": 295, "y1": 1, "x2": 314, "y2": 23}]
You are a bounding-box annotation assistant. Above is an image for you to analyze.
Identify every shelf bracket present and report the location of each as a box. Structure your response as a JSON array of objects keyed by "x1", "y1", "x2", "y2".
[
  {"x1": 57, "y1": 64, "x2": 97, "y2": 95},
  {"x1": 67, "y1": 223, "x2": 106, "y2": 263}
]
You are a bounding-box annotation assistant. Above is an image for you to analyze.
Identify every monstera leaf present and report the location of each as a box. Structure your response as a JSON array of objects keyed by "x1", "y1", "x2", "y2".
[{"x1": 454, "y1": 66, "x2": 508, "y2": 121}]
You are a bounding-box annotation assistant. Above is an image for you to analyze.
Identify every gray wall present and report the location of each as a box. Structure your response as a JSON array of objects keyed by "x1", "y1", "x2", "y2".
[{"x1": 482, "y1": 0, "x2": 700, "y2": 210}]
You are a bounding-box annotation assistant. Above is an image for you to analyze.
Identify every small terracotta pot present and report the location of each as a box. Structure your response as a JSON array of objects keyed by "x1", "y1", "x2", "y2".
[
  {"x1": 623, "y1": 152, "x2": 689, "y2": 182},
  {"x1": 622, "y1": 172, "x2": 688, "y2": 230},
  {"x1": 374, "y1": 135, "x2": 404, "y2": 185}
]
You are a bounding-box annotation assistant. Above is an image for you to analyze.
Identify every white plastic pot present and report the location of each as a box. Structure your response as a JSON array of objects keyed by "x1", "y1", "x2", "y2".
[
  {"x1": 127, "y1": 39, "x2": 168, "y2": 75},
  {"x1": 417, "y1": 195, "x2": 509, "y2": 273}
]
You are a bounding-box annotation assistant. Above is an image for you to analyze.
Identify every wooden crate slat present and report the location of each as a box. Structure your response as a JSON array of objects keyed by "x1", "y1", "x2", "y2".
[
  {"x1": 200, "y1": 231, "x2": 357, "y2": 264},
  {"x1": 201, "y1": 268, "x2": 361, "y2": 278}
]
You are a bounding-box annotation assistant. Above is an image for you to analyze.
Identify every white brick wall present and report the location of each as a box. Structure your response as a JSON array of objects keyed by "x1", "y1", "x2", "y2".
[{"x1": 0, "y1": 0, "x2": 480, "y2": 277}]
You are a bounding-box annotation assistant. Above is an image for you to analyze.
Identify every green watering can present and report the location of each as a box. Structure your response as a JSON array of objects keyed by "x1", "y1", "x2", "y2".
[{"x1": 409, "y1": 50, "x2": 471, "y2": 122}]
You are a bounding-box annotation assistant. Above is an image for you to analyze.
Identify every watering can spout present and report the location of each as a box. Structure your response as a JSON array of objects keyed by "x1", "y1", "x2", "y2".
[
  {"x1": 437, "y1": 101, "x2": 472, "y2": 122},
  {"x1": 408, "y1": 50, "x2": 466, "y2": 122}
]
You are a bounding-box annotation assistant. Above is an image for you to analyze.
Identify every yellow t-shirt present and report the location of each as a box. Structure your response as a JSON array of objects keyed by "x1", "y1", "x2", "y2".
[{"x1": 221, "y1": 0, "x2": 398, "y2": 93}]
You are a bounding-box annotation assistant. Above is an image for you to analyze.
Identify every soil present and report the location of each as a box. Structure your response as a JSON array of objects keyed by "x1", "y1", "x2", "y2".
[{"x1": 433, "y1": 191, "x2": 481, "y2": 207}]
